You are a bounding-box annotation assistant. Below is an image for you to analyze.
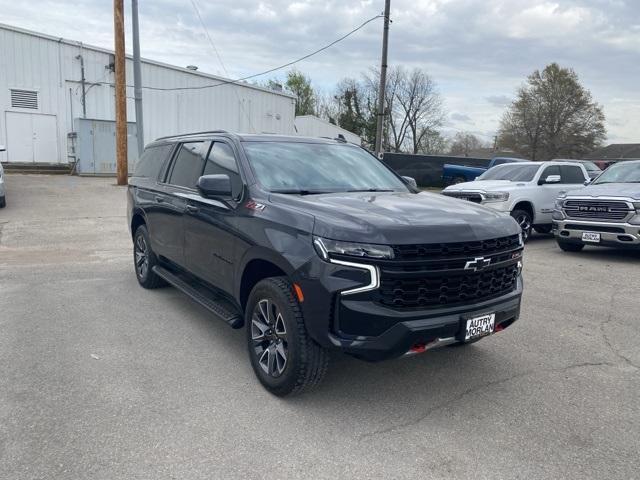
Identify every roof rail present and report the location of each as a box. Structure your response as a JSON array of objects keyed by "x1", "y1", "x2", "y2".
[
  {"x1": 156, "y1": 130, "x2": 228, "y2": 141},
  {"x1": 319, "y1": 135, "x2": 348, "y2": 143}
]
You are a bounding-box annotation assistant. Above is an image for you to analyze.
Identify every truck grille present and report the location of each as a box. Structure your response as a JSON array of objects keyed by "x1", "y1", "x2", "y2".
[
  {"x1": 563, "y1": 200, "x2": 630, "y2": 221},
  {"x1": 368, "y1": 235, "x2": 522, "y2": 311},
  {"x1": 441, "y1": 191, "x2": 483, "y2": 203}
]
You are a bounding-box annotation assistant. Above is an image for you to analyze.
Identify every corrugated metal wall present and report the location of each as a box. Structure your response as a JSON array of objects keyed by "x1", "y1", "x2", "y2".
[
  {"x1": 294, "y1": 115, "x2": 362, "y2": 145},
  {"x1": 0, "y1": 23, "x2": 296, "y2": 164}
]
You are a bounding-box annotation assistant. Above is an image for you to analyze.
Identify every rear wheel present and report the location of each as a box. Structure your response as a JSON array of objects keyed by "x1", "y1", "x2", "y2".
[
  {"x1": 246, "y1": 277, "x2": 329, "y2": 397},
  {"x1": 133, "y1": 225, "x2": 166, "y2": 289},
  {"x1": 453, "y1": 176, "x2": 466, "y2": 185},
  {"x1": 557, "y1": 240, "x2": 584, "y2": 252},
  {"x1": 511, "y1": 209, "x2": 533, "y2": 242},
  {"x1": 0, "y1": 196, "x2": 5, "y2": 208},
  {"x1": 534, "y1": 225, "x2": 552, "y2": 234}
]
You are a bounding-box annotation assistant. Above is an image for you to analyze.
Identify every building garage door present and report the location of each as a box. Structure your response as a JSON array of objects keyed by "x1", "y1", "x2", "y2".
[{"x1": 5, "y1": 111, "x2": 58, "y2": 163}]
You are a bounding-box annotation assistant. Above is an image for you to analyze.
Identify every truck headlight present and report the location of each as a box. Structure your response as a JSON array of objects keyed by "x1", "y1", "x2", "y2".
[
  {"x1": 313, "y1": 237, "x2": 395, "y2": 261},
  {"x1": 482, "y1": 192, "x2": 509, "y2": 203}
]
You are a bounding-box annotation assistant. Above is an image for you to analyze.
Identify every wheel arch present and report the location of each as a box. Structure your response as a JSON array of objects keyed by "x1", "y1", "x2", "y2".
[
  {"x1": 130, "y1": 209, "x2": 147, "y2": 239},
  {"x1": 512, "y1": 200, "x2": 535, "y2": 221}
]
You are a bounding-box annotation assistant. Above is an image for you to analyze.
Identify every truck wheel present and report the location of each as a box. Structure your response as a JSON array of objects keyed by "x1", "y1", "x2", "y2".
[
  {"x1": 557, "y1": 240, "x2": 584, "y2": 252},
  {"x1": 0, "y1": 196, "x2": 5, "y2": 208},
  {"x1": 453, "y1": 176, "x2": 466, "y2": 184},
  {"x1": 246, "y1": 277, "x2": 329, "y2": 397},
  {"x1": 534, "y1": 225, "x2": 552, "y2": 234},
  {"x1": 511, "y1": 209, "x2": 532, "y2": 242},
  {"x1": 133, "y1": 225, "x2": 166, "y2": 289}
]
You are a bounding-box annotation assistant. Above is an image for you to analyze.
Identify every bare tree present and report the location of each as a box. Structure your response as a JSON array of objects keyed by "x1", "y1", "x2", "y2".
[
  {"x1": 449, "y1": 132, "x2": 485, "y2": 156},
  {"x1": 498, "y1": 63, "x2": 606, "y2": 160}
]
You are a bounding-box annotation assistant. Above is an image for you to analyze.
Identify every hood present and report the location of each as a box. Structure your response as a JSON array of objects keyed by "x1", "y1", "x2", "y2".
[
  {"x1": 269, "y1": 191, "x2": 520, "y2": 244},
  {"x1": 571, "y1": 183, "x2": 640, "y2": 200},
  {"x1": 444, "y1": 180, "x2": 524, "y2": 192}
]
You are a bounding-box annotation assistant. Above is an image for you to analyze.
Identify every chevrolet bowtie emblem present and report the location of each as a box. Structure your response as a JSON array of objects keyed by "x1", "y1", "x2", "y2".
[{"x1": 464, "y1": 256, "x2": 491, "y2": 272}]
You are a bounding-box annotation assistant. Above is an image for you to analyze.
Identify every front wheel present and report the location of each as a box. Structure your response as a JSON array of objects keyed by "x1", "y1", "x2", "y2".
[
  {"x1": 511, "y1": 209, "x2": 533, "y2": 242},
  {"x1": 0, "y1": 196, "x2": 5, "y2": 208},
  {"x1": 246, "y1": 277, "x2": 329, "y2": 397},
  {"x1": 133, "y1": 225, "x2": 166, "y2": 289},
  {"x1": 557, "y1": 240, "x2": 584, "y2": 252}
]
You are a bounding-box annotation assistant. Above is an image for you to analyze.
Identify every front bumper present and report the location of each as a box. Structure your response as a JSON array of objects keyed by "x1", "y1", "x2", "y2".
[
  {"x1": 553, "y1": 218, "x2": 640, "y2": 248},
  {"x1": 294, "y1": 255, "x2": 523, "y2": 362}
]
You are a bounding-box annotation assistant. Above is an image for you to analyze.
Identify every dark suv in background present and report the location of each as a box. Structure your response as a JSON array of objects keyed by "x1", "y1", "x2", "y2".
[{"x1": 127, "y1": 131, "x2": 524, "y2": 396}]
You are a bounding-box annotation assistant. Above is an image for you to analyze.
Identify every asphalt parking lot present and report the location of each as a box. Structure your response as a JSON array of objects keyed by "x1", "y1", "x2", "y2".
[{"x1": 1, "y1": 174, "x2": 638, "y2": 480}]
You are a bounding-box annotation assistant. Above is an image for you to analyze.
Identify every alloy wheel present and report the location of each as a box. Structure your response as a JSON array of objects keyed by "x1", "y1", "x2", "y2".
[
  {"x1": 134, "y1": 234, "x2": 149, "y2": 279},
  {"x1": 251, "y1": 299, "x2": 288, "y2": 378}
]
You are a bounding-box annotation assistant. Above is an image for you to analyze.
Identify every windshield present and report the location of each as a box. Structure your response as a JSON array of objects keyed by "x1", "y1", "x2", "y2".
[
  {"x1": 580, "y1": 161, "x2": 601, "y2": 172},
  {"x1": 477, "y1": 164, "x2": 541, "y2": 182},
  {"x1": 593, "y1": 162, "x2": 640, "y2": 184},
  {"x1": 242, "y1": 142, "x2": 409, "y2": 193}
]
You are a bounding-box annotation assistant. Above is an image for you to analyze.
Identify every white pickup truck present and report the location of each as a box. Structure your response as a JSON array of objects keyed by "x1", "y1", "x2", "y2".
[{"x1": 442, "y1": 161, "x2": 590, "y2": 241}]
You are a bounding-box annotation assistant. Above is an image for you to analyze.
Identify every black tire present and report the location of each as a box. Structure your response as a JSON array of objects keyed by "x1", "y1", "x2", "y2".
[
  {"x1": 534, "y1": 225, "x2": 552, "y2": 234},
  {"x1": 453, "y1": 176, "x2": 467, "y2": 185},
  {"x1": 0, "y1": 196, "x2": 5, "y2": 208},
  {"x1": 511, "y1": 209, "x2": 533, "y2": 242},
  {"x1": 246, "y1": 277, "x2": 329, "y2": 397},
  {"x1": 133, "y1": 225, "x2": 166, "y2": 289},
  {"x1": 557, "y1": 240, "x2": 584, "y2": 252}
]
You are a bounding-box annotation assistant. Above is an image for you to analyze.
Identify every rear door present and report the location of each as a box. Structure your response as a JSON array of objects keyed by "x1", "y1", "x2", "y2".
[
  {"x1": 152, "y1": 141, "x2": 208, "y2": 267},
  {"x1": 183, "y1": 140, "x2": 245, "y2": 293}
]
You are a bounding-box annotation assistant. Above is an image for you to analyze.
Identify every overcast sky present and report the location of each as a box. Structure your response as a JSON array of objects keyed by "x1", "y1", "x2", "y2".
[{"x1": 2, "y1": 0, "x2": 639, "y2": 143}]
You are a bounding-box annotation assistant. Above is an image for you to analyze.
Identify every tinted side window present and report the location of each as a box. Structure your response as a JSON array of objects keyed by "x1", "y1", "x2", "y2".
[
  {"x1": 203, "y1": 142, "x2": 243, "y2": 198},
  {"x1": 540, "y1": 165, "x2": 560, "y2": 181},
  {"x1": 168, "y1": 142, "x2": 206, "y2": 188},
  {"x1": 560, "y1": 165, "x2": 586, "y2": 183},
  {"x1": 134, "y1": 144, "x2": 172, "y2": 179},
  {"x1": 493, "y1": 159, "x2": 511, "y2": 166}
]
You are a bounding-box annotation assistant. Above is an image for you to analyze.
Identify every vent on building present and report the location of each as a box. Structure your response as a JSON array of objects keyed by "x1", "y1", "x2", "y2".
[{"x1": 10, "y1": 89, "x2": 39, "y2": 109}]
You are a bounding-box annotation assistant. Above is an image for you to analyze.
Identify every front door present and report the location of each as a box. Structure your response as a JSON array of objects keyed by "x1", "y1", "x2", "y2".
[
  {"x1": 184, "y1": 141, "x2": 245, "y2": 293},
  {"x1": 5, "y1": 111, "x2": 58, "y2": 163}
]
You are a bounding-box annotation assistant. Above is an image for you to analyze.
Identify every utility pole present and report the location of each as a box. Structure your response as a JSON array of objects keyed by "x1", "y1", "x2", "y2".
[
  {"x1": 114, "y1": 0, "x2": 128, "y2": 185},
  {"x1": 132, "y1": 0, "x2": 144, "y2": 156},
  {"x1": 374, "y1": 0, "x2": 391, "y2": 157},
  {"x1": 76, "y1": 52, "x2": 87, "y2": 118}
]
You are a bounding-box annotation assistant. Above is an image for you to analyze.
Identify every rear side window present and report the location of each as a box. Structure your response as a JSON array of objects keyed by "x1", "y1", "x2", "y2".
[
  {"x1": 203, "y1": 142, "x2": 243, "y2": 198},
  {"x1": 168, "y1": 142, "x2": 207, "y2": 188},
  {"x1": 133, "y1": 144, "x2": 172, "y2": 179},
  {"x1": 560, "y1": 165, "x2": 586, "y2": 183}
]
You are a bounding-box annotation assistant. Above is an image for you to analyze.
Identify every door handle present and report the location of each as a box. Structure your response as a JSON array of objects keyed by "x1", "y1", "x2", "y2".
[
  {"x1": 185, "y1": 204, "x2": 199, "y2": 214},
  {"x1": 155, "y1": 196, "x2": 165, "y2": 203}
]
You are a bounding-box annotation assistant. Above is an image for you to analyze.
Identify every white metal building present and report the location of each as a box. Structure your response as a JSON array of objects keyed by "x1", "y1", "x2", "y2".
[
  {"x1": 294, "y1": 115, "x2": 361, "y2": 145},
  {"x1": 0, "y1": 23, "x2": 296, "y2": 166}
]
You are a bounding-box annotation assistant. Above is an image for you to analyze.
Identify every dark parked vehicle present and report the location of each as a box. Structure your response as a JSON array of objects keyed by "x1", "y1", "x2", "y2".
[
  {"x1": 442, "y1": 157, "x2": 529, "y2": 184},
  {"x1": 128, "y1": 132, "x2": 525, "y2": 396}
]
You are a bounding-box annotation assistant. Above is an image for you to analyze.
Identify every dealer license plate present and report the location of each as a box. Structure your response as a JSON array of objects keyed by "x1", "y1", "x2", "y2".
[
  {"x1": 465, "y1": 313, "x2": 495, "y2": 341},
  {"x1": 582, "y1": 232, "x2": 601, "y2": 243}
]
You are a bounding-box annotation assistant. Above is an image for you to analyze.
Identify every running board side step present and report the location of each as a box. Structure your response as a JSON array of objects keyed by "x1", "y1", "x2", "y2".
[{"x1": 152, "y1": 266, "x2": 243, "y2": 329}]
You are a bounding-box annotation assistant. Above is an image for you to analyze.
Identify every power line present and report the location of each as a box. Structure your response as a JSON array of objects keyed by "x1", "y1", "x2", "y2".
[
  {"x1": 188, "y1": 0, "x2": 255, "y2": 132},
  {"x1": 91, "y1": 13, "x2": 383, "y2": 92}
]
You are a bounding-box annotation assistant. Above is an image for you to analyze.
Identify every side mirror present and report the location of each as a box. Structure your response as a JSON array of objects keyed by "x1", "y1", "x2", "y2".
[
  {"x1": 0, "y1": 145, "x2": 5, "y2": 152},
  {"x1": 539, "y1": 174, "x2": 561, "y2": 185},
  {"x1": 402, "y1": 176, "x2": 417, "y2": 188},
  {"x1": 584, "y1": 178, "x2": 592, "y2": 186},
  {"x1": 197, "y1": 174, "x2": 232, "y2": 198}
]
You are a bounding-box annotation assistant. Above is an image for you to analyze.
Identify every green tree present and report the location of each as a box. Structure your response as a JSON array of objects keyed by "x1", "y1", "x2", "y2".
[
  {"x1": 498, "y1": 63, "x2": 606, "y2": 160},
  {"x1": 285, "y1": 70, "x2": 316, "y2": 116}
]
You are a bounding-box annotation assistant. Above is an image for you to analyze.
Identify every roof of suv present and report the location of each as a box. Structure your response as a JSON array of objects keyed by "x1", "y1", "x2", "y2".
[{"x1": 152, "y1": 131, "x2": 352, "y2": 145}]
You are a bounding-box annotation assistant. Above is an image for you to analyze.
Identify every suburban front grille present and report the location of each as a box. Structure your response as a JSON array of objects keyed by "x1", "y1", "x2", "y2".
[
  {"x1": 392, "y1": 234, "x2": 521, "y2": 260},
  {"x1": 376, "y1": 263, "x2": 520, "y2": 310},
  {"x1": 365, "y1": 235, "x2": 522, "y2": 311},
  {"x1": 441, "y1": 191, "x2": 483, "y2": 203},
  {"x1": 563, "y1": 200, "x2": 631, "y2": 221}
]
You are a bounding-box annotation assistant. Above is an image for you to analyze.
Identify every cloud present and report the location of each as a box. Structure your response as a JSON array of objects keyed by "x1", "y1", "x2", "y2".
[
  {"x1": 486, "y1": 95, "x2": 512, "y2": 108},
  {"x1": 450, "y1": 112, "x2": 473, "y2": 123},
  {"x1": 0, "y1": 0, "x2": 638, "y2": 143}
]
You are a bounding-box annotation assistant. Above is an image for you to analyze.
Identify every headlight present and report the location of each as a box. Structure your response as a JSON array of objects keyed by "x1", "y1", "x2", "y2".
[
  {"x1": 633, "y1": 202, "x2": 640, "y2": 211},
  {"x1": 482, "y1": 191, "x2": 509, "y2": 202},
  {"x1": 313, "y1": 237, "x2": 395, "y2": 261}
]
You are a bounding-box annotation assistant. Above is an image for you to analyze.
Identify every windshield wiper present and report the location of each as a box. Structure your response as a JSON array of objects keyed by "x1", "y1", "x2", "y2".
[
  {"x1": 270, "y1": 189, "x2": 333, "y2": 195},
  {"x1": 347, "y1": 188, "x2": 395, "y2": 192}
]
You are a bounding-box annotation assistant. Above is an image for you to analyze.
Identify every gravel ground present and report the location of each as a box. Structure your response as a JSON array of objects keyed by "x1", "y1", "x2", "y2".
[{"x1": 1, "y1": 174, "x2": 638, "y2": 480}]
